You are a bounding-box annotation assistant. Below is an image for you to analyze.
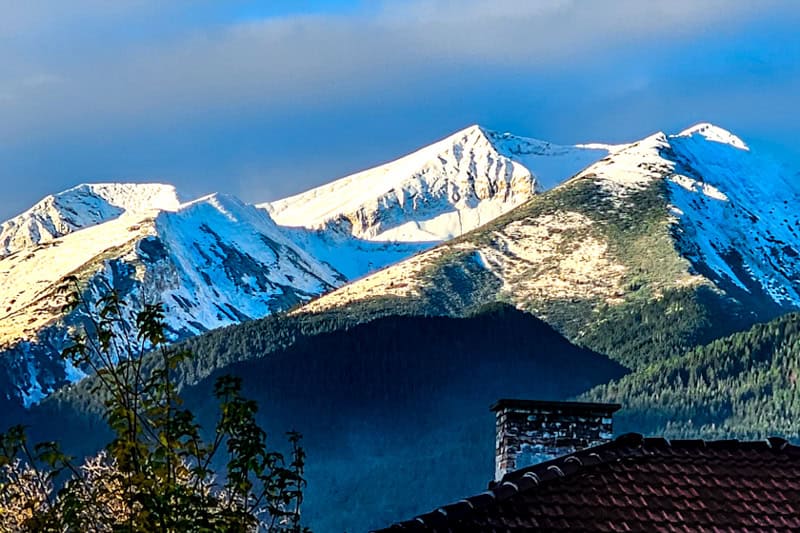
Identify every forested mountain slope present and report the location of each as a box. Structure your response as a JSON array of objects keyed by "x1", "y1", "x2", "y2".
[{"x1": 584, "y1": 312, "x2": 800, "y2": 439}]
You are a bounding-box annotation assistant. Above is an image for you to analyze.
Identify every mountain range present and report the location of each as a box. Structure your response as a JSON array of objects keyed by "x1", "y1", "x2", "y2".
[
  {"x1": 299, "y1": 123, "x2": 800, "y2": 369},
  {"x1": 0, "y1": 125, "x2": 614, "y2": 405},
  {"x1": 3, "y1": 121, "x2": 800, "y2": 530}
]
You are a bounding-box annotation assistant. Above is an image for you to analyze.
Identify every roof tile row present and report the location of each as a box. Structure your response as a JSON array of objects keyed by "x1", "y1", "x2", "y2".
[{"x1": 376, "y1": 433, "x2": 800, "y2": 532}]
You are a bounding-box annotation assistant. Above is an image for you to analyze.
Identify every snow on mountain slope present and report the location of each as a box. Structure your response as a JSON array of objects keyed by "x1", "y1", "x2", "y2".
[
  {"x1": 0, "y1": 124, "x2": 612, "y2": 404},
  {"x1": 666, "y1": 123, "x2": 800, "y2": 306},
  {"x1": 0, "y1": 183, "x2": 180, "y2": 257},
  {"x1": 7, "y1": 122, "x2": 792, "y2": 404},
  {"x1": 0, "y1": 210, "x2": 159, "y2": 349},
  {"x1": 677, "y1": 122, "x2": 749, "y2": 150},
  {"x1": 299, "y1": 133, "x2": 667, "y2": 315},
  {"x1": 300, "y1": 123, "x2": 800, "y2": 331},
  {"x1": 0, "y1": 188, "x2": 343, "y2": 405},
  {"x1": 275, "y1": 225, "x2": 430, "y2": 281},
  {"x1": 149, "y1": 193, "x2": 343, "y2": 336},
  {"x1": 263, "y1": 125, "x2": 614, "y2": 243}
]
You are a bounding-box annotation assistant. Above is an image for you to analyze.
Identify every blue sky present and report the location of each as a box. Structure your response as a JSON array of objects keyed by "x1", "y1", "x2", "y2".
[{"x1": 1, "y1": 0, "x2": 799, "y2": 220}]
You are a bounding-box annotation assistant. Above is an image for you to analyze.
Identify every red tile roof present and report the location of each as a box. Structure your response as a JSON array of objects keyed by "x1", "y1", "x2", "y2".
[{"x1": 376, "y1": 433, "x2": 800, "y2": 532}]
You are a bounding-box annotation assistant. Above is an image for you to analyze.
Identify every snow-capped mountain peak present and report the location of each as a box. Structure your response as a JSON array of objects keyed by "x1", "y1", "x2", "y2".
[
  {"x1": 0, "y1": 183, "x2": 179, "y2": 257},
  {"x1": 0, "y1": 186, "x2": 343, "y2": 405},
  {"x1": 7, "y1": 121, "x2": 789, "y2": 408},
  {"x1": 676, "y1": 123, "x2": 749, "y2": 151},
  {"x1": 69, "y1": 182, "x2": 180, "y2": 213},
  {"x1": 262, "y1": 124, "x2": 614, "y2": 244},
  {"x1": 0, "y1": 124, "x2": 622, "y2": 405}
]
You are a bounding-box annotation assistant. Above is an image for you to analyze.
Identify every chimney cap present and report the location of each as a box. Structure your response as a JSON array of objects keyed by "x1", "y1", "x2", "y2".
[{"x1": 490, "y1": 399, "x2": 622, "y2": 414}]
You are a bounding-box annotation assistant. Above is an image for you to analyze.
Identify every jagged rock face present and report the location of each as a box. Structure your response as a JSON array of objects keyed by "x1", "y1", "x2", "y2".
[
  {"x1": 257, "y1": 125, "x2": 612, "y2": 281},
  {"x1": 263, "y1": 125, "x2": 612, "y2": 243},
  {"x1": 299, "y1": 124, "x2": 800, "y2": 361},
  {"x1": 0, "y1": 193, "x2": 343, "y2": 405},
  {"x1": 0, "y1": 183, "x2": 180, "y2": 257}
]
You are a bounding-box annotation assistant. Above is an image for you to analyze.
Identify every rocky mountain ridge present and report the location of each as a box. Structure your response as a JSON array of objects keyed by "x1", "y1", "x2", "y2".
[
  {"x1": 299, "y1": 123, "x2": 800, "y2": 367},
  {"x1": 0, "y1": 183, "x2": 180, "y2": 257},
  {"x1": 0, "y1": 124, "x2": 609, "y2": 404},
  {"x1": 0, "y1": 192, "x2": 343, "y2": 404},
  {"x1": 264, "y1": 124, "x2": 613, "y2": 243}
]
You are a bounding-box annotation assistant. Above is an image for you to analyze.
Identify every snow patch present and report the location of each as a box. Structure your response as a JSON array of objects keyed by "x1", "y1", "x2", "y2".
[{"x1": 670, "y1": 175, "x2": 729, "y2": 201}]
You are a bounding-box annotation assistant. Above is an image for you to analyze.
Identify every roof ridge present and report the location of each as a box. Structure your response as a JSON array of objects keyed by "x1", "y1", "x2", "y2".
[
  {"x1": 374, "y1": 434, "x2": 800, "y2": 532},
  {"x1": 496, "y1": 432, "x2": 646, "y2": 485}
]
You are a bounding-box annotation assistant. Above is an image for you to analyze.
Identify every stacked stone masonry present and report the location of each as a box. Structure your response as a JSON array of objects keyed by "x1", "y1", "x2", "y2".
[{"x1": 491, "y1": 399, "x2": 621, "y2": 480}]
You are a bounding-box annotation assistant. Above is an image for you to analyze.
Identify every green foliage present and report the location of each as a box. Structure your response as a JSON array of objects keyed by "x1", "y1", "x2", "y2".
[
  {"x1": 41, "y1": 295, "x2": 430, "y2": 423},
  {"x1": 584, "y1": 311, "x2": 800, "y2": 439},
  {"x1": 0, "y1": 277, "x2": 308, "y2": 532},
  {"x1": 577, "y1": 286, "x2": 755, "y2": 369}
]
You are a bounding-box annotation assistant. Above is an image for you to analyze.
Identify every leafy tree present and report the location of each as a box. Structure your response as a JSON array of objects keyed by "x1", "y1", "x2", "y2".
[{"x1": 0, "y1": 277, "x2": 308, "y2": 532}]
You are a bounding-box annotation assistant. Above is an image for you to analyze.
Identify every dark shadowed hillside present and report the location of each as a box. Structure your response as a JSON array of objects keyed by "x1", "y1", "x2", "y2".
[
  {"x1": 17, "y1": 304, "x2": 625, "y2": 532},
  {"x1": 180, "y1": 304, "x2": 626, "y2": 531}
]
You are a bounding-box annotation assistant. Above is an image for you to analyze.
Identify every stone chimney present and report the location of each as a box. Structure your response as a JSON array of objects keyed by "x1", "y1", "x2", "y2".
[{"x1": 491, "y1": 399, "x2": 621, "y2": 481}]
